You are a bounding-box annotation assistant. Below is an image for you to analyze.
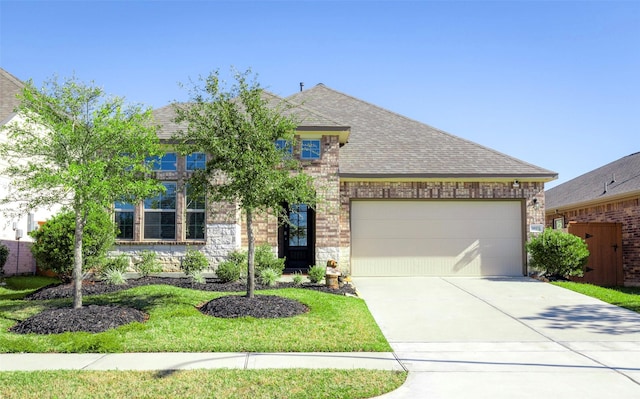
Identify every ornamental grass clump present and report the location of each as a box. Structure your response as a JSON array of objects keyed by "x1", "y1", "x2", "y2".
[
  {"x1": 526, "y1": 228, "x2": 590, "y2": 278},
  {"x1": 259, "y1": 268, "x2": 280, "y2": 287}
]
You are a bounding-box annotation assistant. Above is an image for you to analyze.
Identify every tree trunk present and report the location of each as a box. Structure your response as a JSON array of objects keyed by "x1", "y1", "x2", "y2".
[
  {"x1": 246, "y1": 209, "x2": 255, "y2": 298},
  {"x1": 72, "y1": 208, "x2": 85, "y2": 309}
]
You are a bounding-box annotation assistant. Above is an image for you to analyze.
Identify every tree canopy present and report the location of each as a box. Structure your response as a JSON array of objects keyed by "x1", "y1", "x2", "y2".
[
  {"x1": 173, "y1": 70, "x2": 316, "y2": 297},
  {"x1": 0, "y1": 76, "x2": 164, "y2": 308}
]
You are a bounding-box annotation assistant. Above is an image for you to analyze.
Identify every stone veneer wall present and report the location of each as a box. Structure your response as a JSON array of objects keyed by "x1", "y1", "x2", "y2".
[
  {"x1": 545, "y1": 196, "x2": 640, "y2": 286},
  {"x1": 339, "y1": 181, "x2": 546, "y2": 272}
]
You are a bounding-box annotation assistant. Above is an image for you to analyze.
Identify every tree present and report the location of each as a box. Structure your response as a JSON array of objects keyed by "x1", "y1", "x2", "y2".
[
  {"x1": 526, "y1": 228, "x2": 590, "y2": 278},
  {"x1": 0, "y1": 76, "x2": 163, "y2": 308},
  {"x1": 173, "y1": 70, "x2": 316, "y2": 298}
]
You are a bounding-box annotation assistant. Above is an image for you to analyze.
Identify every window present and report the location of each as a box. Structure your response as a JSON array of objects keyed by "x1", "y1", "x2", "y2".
[
  {"x1": 146, "y1": 153, "x2": 177, "y2": 171},
  {"x1": 300, "y1": 139, "x2": 321, "y2": 160},
  {"x1": 275, "y1": 139, "x2": 293, "y2": 156},
  {"x1": 186, "y1": 184, "x2": 205, "y2": 240},
  {"x1": 289, "y1": 204, "x2": 308, "y2": 246},
  {"x1": 115, "y1": 201, "x2": 134, "y2": 239},
  {"x1": 186, "y1": 152, "x2": 206, "y2": 171},
  {"x1": 144, "y1": 182, "x2": 176, "y2": 239}
]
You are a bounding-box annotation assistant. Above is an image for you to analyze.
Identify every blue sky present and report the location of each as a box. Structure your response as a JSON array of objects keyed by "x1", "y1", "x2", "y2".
[{"x1": 1, "y1": 1, "x2": 638, "y2": 188}]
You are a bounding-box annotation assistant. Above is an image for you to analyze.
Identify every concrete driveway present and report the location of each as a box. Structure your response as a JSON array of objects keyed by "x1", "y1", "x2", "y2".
[{"x1": 354, "y1": 277, "x2": 640, "y2": 399}]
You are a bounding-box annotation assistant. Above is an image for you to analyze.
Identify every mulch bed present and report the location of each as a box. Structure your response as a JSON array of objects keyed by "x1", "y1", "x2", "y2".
[{"x1": 10, "y1": 276, "x2": 355, "y2": 335}]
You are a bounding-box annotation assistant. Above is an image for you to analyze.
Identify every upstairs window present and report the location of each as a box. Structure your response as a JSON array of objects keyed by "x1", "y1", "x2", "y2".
[
  {"x1": 301, "y1": 139, "x2": 321, "y2": 160},
  {"x1": 114, "y1": 200, "x2": 134, "y2": 239},
  {"x1": 144, "y1": 182, "x2": 177, "y2": 239},
  {"x1": 275, "y1": 139, "x2": 293, "y2": 156},
  {"x1": 186, "y1": 152, "x2": 206, "y2": 171},
  {"x1": 146, "y1": 153, "x2": 177, "y2": 171}
]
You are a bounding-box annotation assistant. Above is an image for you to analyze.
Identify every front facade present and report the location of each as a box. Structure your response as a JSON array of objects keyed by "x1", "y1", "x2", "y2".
[
  {"x1": 114, "y1": 84, "x2": 556, "y2": 277},
  {"x1": 545, "y1": 152, "x2": 640, "y2": 286}
]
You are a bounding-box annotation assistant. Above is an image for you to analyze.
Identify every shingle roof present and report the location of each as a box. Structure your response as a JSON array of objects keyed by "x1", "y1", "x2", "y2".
[
  {"x1": 546, "y1": 152, "x2": 640, "y2": 210},
  {"x1": 287, "y1": 84, "x2": 557, "y2": 179},
  {"x1": 153, "y1": 90, "x2": 348, "y2": 140},
  {"x1": 0, "y1": 68, "x2": 24, "y2": 124}
]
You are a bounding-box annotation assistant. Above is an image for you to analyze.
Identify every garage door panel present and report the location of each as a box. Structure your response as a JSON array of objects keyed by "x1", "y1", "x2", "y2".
[{"x1": 351, "y1": 200, "x2": 523, "y2": 276}]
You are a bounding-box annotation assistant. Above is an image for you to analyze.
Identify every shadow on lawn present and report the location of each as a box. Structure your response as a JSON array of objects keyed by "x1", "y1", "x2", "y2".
[{"x1": 522, "y1": 303, "x2": 640, "y2": 335}]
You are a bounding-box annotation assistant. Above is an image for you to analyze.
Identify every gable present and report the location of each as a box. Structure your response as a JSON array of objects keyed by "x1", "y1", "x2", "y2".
[
  {"x1": 288, "y1": 84, "x2": 556, "y2": 181},
  {"x1": 0, "y1": 68, "x2": 24, "y2": 124}
]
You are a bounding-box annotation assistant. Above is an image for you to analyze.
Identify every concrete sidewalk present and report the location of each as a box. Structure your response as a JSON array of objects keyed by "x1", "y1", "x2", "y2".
[{"x1": 0, "y1": 352, "x2": 404, "y2": 371}]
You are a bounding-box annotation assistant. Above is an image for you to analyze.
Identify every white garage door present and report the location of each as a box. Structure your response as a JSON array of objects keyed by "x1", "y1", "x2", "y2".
[{"x1": 351, "y1": 200, "x2": 524, "y2": 276}]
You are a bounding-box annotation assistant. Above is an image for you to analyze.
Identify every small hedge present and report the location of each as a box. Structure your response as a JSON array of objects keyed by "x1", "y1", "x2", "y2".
[{"x1": 526, "y1": 228, "x2": 590, "y2": 278}]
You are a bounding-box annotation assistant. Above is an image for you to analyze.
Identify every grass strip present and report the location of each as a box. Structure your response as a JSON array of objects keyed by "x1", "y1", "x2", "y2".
[
  {"x1": 0, "y1": 369, "x2": 407, "y2": 399},
  {"x1": 552, "y1": 282, "x2": 640, "y2": 313}
]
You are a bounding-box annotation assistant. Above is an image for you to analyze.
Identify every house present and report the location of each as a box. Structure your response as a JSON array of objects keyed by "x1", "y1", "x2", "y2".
[
  {"x1": 0, "y1": 68, "x2": 60, "y2": 275},
  {"x1": 545, "y1": 152, "x2": 640, "y2": 286},
  {"x1": 114, "y1": 83, "x2": 557, "y2": 277}
]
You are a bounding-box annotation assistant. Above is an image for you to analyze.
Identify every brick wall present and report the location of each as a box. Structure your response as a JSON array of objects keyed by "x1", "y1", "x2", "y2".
[
  {"x1": 545, "y1": 196, "x2": 640, "y2": 286},
  {"x1": 0, "y1": 239, "x2": 35, "y2": 276},
  {"x1": 240, "y1": 135, "x2": 341, "y2": 265}
]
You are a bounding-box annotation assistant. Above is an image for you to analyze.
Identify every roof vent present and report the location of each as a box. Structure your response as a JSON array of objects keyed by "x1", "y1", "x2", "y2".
[
  {"x1": 610, "y1": 173, "x2": 616, "y2": 184},
  {"x1": 603, "y1": 182, "x2": 608, "y2": 194}
]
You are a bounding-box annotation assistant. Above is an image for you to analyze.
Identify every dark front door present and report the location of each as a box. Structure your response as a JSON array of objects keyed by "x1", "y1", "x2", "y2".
[{"x1": 279, "y1": 204, "x2": 315, "y2": 272}]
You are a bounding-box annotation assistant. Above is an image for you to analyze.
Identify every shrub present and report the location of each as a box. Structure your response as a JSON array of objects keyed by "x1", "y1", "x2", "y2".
[
  {"x1": 29, "y1": 208, "x2": 116, "y2": 282},
  {"x1": 526, "y1": 228, "x2": 590, "y2": 278},
  {"x1": 216, "y1": 259, "x2": 242, "y2": 283},
  {"x1": 254, "y1": 243, "x2": 285, "y2": 276},
  {"x1": 135, "y1": 250, "x2": 162, "y2": 276},
  {"x1": 181, "y1": 248, "x2": 209, "y2": 280},
  {"x1": 308, "y1": 264, "x2": 325, "y2": 284},
  {"x1": 259, "y1": 267, "x2": 280, "y2": 286},
  {"x1": 0, "y1": 242, "x2": 8, "y2": 275},
  {"x1": 291, "y1": 271, "x2": 304, "y2": 285}
]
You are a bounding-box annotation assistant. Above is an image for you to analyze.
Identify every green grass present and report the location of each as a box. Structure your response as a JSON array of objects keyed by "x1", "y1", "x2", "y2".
[
  {"x1": 0, "y1": 276, "x2": 59, "y2": 300},
  {"x1": 552, "y1": 282, "x2": 640, "y2": 313},
  {"x1": 0, "y1": 280, "x2": 391, "y2": 353},
  {"x1": 0, "y1": 369, "x2": 407, "y2": 399}
]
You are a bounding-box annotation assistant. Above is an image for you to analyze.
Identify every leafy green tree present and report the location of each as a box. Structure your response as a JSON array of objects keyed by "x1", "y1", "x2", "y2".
[
  {"x1": 0, "y1": 76, "x2": 163, "y2": 308},
  {"x1": 29, "y1": 207, "x2": 115, "y2": 282},
  {"x1": 526, "y1": 228, "x2": 590, "y2": 278},
  {"x1": 173, "y1": 70, "x2": 316, "y2": 298}
]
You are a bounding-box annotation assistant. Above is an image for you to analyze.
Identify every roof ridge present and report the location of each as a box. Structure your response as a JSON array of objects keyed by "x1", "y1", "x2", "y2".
[{"x1": 295, "y1": 84, "x2": 555, "y2": 175}]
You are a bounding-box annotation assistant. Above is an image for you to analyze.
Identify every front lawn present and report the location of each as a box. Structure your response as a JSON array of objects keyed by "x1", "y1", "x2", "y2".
[
  {"x1": 552, "y1": 281, "x2": 640, "y2": 313},
  {"x1": 0, "y1": 279, "x2": 391, "y2": 353}
]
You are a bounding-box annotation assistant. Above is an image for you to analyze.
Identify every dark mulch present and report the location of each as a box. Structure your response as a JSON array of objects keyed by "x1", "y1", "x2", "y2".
[
  {"x1": 199, "y1": 295, "x2": 309, "y2": 318},
  {"x1": 25, "y1": 276, "x2": 357, "y2": 301},
  {"x1": 9, "y1": 305, "x2": 147, "y2": 335},
  {"x1": 10, "y1": 277, "x2": 355, "y2": 335}
]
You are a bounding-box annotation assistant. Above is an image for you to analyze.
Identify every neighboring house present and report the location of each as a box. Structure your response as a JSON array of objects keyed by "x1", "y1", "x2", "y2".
[
  {"x1": 545, "y1": 152, "x2": 640, "y2": 286},
  {"x1": 0, "y1": 68, "x2": 60, "y2": 275},
  {"x1": 114, "y1": 83, "x2": 557, "y2": 277}
]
